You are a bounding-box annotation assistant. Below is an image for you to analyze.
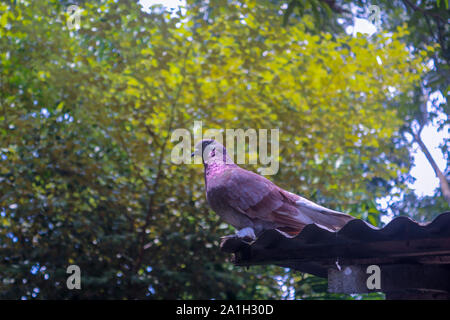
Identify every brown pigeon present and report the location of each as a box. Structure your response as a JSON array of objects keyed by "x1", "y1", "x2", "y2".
[{"x1": 192, "y1": 139, "x2": 354, "y2": 241}]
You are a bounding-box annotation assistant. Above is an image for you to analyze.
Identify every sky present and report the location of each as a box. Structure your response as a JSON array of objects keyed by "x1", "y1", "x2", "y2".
[{"x1": 138, "y1": 0, "x2": 448, "y2": 202}]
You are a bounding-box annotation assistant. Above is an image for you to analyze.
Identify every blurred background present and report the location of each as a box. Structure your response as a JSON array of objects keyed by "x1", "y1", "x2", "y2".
[{"x1": 0, "y1": 0, "x2": 448, "y2": 299}]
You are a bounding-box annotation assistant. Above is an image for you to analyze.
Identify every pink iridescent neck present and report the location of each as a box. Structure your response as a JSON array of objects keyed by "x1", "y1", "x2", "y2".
[{"x1": 203, "y1": 159, "x2": 236, "y2": 189}]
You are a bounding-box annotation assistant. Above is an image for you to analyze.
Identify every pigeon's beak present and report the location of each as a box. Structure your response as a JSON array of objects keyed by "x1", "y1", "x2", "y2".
[{"x1": 191, "y1": 149, "x2": 200, "y2": 157}]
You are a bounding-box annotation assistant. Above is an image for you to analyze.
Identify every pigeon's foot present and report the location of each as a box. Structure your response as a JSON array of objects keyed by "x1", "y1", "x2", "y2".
[{"x1": 236, "y1": 227, "x2": 256, "y2": 242}]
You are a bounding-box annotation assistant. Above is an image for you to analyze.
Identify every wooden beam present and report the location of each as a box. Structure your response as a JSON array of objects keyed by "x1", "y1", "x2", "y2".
[{"x1": 328, "y1": 264, "x2": 450, "y2": 298}]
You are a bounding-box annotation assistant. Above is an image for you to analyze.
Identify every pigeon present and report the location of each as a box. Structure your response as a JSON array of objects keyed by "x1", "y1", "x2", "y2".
[{"x1": 192, "y1": 139, "x2": 354, "y2": 241}]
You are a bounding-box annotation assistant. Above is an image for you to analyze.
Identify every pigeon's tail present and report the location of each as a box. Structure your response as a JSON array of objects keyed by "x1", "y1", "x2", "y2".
[
  {"x1": 293, "y1": 197, "x2": 354, "y2": 232},
  {"x1": 270, "y1": 191, "x2": 355, "y2": 236},
  {"x1": 275, "y1": 207, "x2": 352, "y2": 237}
]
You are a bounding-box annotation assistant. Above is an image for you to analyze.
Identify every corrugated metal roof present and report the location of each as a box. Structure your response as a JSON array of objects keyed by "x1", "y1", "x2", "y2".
[{"x1": 221, "y1": 211, "x2": 450, "y2": 278}]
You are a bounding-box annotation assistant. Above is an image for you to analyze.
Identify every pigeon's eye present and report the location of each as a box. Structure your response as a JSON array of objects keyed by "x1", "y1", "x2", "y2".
[{"x1": 202, "y1": 140, "x2": 213, "y2": 150}]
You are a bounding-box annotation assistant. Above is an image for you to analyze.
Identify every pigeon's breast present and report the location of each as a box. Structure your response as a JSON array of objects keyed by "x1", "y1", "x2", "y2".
[
  {"x1": 205, "y1": 168, "x2": 254, "y2": 228},
  {"x1": 205, "y1": 171, "x2": 231, "y2": 212}
]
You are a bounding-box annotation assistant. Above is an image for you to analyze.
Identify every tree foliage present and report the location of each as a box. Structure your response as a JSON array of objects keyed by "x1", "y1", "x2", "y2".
[
  {"x1": 192, "y1": 0, "x2": 450, "y2": 212},
  {"x1": 0, "y1": 0, "x2": 433, "y2": 299}
]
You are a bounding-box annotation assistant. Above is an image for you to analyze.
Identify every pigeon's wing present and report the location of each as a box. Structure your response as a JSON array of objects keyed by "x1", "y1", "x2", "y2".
[
  {"x1": 219, "y1": 168, "x2": 309, "y2": 231},
  {"x1": 218, "y1": 167, "x2": 353, "y2": 233}
]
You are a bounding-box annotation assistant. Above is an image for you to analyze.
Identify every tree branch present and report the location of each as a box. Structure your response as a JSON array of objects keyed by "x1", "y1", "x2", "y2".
[
  {"x1": 132, "y1": 44, "x2": 192, "y2": 273},
  {"x1": 411, "y1": 127, "x2": 450, "y2": 205}
]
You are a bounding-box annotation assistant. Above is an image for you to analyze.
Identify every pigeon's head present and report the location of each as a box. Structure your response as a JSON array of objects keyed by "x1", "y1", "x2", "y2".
[{"x1": 191, "y1": 139, "x2": 233, "y2": 165}]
